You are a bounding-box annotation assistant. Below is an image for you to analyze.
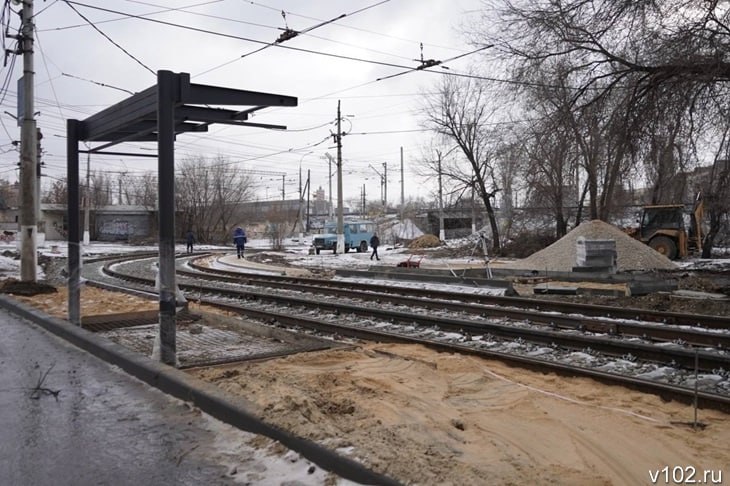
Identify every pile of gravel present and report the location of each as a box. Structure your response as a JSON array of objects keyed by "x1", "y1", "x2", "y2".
[
  {"x1": 409, "y1": 234, "x2": 441, "y2": 249},
  {"x1": 508, "y1": 220, "x2": 677, "y2": 272}
]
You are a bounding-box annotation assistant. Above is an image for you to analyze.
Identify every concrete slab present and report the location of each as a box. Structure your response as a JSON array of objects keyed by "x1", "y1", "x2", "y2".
[
  {"x1": 99, "y1": 311, "x2": 338, "y2": 368},
  {"x1": 671, "y1": 289, "x2": 729, "y2": 300}
]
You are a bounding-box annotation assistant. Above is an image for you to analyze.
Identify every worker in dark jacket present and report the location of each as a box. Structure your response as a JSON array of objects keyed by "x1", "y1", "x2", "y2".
[
  {"x1": 185, "y1": 230, "x2": 195, "y2": 254},
  {"x1": 369, "y1": 233, "x2": 380, "y2": 261},
  {"x1": 233, "y1": 227, "x2": 247, "y2": 259}
]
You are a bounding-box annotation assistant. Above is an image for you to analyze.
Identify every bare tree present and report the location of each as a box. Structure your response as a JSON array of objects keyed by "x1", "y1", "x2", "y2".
[
  {"x1": 520, "y1": 119, "x2": 574, "y2": 238},
  {"x1": 175, "y1": 155, "x2": 255, "y2": 243},
  {"x1": 482, "y1": 1, "x2": 730, "y2": 107},
  {"x1": 422, "y1": 75, "x2": 503, "y2": 252},
  {"x1": 461, "y1": 1, "x2": 730, "y2": 250},
  {"x1": 88, "y1": 171, "x2": 113, "y2": 208},
  {"x1": 265, "y1": 205, "x2": 294, "y2": 250},
  {"x1": 703, "y1": 131, "x2": 730, "y2": 257},
  {"x1": 124, "y1": 172, "x2": 158, "y2": 208},
  {"x1": 42, "y1": 178, "x2": 68, "y2": 205}
]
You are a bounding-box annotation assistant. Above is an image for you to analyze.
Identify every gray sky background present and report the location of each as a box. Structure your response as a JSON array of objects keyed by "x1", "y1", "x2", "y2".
[{"x1": 0, "y1": 0, "x2": 487, "y2": 206}]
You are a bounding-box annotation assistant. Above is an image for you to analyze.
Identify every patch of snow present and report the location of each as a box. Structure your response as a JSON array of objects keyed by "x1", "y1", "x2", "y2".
[
  {"x1": 566, "y1": 351, "x2": 597, "y2": 363},
  {"x1": 635, "y1": 367, "x2": 676, "y2": 380}
]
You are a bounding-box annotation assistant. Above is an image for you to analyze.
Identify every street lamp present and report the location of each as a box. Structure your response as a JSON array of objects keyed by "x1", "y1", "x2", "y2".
[{"x1": 368, "y1": 163, "x2": 387, "y2": 213}]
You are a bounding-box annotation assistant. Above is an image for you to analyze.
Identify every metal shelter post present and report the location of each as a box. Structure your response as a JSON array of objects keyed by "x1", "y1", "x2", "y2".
[
  {"x1": 67, "y1": 70, "x2": 296, "y2": 366},
  {"x1": 67, "y1": 119, "x2": 81, "y2": 326},
  {"x1": 157, "y1": 70, "x2": 177, "y2": 365}
]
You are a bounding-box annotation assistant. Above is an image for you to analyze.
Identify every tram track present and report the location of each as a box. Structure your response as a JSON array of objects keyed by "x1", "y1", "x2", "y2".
[
  {"x1": 76, "y1": 253, "x2": 730, "y2": 410},
  {"x1": 99, "y1": 260, "x2": 730, "y2": 371},
  {"x1": 185, "y1": 257, "x2": 730, "y2": 329}
]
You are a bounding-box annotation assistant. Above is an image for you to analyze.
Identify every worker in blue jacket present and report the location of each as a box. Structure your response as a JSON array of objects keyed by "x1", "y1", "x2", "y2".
[{"x1": 233, "y1": 227, "x2": 247, "y2": 259}]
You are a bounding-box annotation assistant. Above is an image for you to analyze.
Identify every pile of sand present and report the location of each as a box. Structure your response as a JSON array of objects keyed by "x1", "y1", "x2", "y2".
[{"x1": 508, "y1": 220, "x2": 677, "y2": 272}]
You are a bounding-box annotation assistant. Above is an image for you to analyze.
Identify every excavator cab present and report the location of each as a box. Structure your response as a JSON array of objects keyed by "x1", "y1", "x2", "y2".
[
  {"x1": 639, "y1": 205, "x2": 686, "y2": 259},
  {"x1": 636, "y1": 192, "x2": 704, "y2": 260}
]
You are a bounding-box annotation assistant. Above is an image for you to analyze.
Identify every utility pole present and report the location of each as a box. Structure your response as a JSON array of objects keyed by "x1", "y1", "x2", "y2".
[
  {"x1": 35, "y1": 128, "x2": 42, "y2": 234},
  {"x1": 324, "y1": 152, "x2": 334, "y2": 219},
  {"x1": 471, "y1": 176, "x2": 476, "y2": 234},
  {"x1": 298, "y1": 162, "x2": 303, "y2": 236},
  {"x1": 382, "y1": 161, "x2": 387, "y2": 214},
  {"x1": 438, "y1": 153, "x2": 445, "y2": 241},
  {"x1": 281, "y1": 174, "x2": 285, "y2": 200},
  {"x1": 306, "y1": 169, "x2": 311, "y2": 232},
  {"x1": 400, "y1": 146, "x2": 404, "y2": 222},
  {"x1": 83, "y1": 151, "x2": 91, "y2": 245},
  {"x1": 19, "y1": 0, "x2": 38, "y2": 282},
  {"x1": 335, "y1": 101, "x2": 344, "y2": 254}
]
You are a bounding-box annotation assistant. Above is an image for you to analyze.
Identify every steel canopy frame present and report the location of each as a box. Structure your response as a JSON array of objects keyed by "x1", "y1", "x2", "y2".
[{"x1": 67, "y1": 70, "x2": 297, "y2": 365}]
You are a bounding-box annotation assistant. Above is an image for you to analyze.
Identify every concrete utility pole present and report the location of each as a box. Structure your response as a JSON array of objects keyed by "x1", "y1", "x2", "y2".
[
  {"x1": 382, "y1": 162, "x2": 387, "y2": 213},
  {"x1": 298, "y1": 161, "x2": 303, "y2": 236},
  {"x1": 35, "y1": 128, "x2": 43, "y2": 237},
  {"x1": 19, "y1": 0, "x2": 37, "y2": 282},
  {"x1": 324, "y1": 152, "x2": 334, "y2": 219},
  {"x1": 400, "y1": 146, "x2": 404, "y2": 221},
  {"x1": 306, "y1": 169, "x2": 310, "y2": 231},
  {"x1": 438, "y1": 153, "x2": 445, "y2": 241},
  {"x1": 83, "y1": 151, "x2": 91, "y2": 245},
  {"x1": 335, "y1": 101, "x2": 344, "y2": 253}
]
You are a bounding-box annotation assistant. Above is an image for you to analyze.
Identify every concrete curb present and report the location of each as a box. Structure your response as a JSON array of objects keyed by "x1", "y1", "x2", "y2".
[
  {"x1": 0, "y1": 295, "x2": 400, "y2": 486},
  {"x1": 336, "y1": 267, "x2": 515, "y2": 289}
]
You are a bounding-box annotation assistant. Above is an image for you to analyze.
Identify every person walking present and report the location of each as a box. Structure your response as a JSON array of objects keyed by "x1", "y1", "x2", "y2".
[
  {"x1": 233, "y1": 227, "x2": 247, "y2": 259},
  {"x1": 185, "y1": 230, "x2": 195, "y2": 254},
  {"x1": 369, "y1": 233, "x2": 380, "y2": 261}
]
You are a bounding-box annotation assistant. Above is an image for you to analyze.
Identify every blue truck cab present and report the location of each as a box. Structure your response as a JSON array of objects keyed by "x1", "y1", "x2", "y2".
[{"x1": 313, "y1": 220, "x2": 375, "y2": 254}]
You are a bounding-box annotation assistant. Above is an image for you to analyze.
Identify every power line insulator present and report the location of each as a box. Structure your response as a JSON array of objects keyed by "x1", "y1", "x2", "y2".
[{"x1": 276, "y1": 28, "x2": 298, "y2": 43}]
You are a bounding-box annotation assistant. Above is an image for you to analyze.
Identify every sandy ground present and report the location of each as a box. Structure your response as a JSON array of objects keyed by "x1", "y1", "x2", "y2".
[
  {"x1": 6, "y1": 284, "x2": 729, "y2": 485},
  {"x1": 191, "y1": 343, "x2": 730, "y2": 486}
]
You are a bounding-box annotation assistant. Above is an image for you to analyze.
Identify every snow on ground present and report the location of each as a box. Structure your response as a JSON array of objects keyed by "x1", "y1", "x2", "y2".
[
  {"x1": 2, "y1": 237, "x2": 730, "y2": 281},
  {"x1": 0, "y1": 254, "x2": 44, "y2": 279}
]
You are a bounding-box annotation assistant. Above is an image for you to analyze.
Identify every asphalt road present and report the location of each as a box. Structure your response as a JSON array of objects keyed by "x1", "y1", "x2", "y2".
[{"x1": 0, "y1": 311, "x2": 330, "y2": 486}]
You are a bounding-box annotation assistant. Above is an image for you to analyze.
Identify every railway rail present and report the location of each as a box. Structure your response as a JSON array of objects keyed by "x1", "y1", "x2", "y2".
[
  {"x1": 174, "y1": 262, "x2": 730, "y2": 348},
  {"x1": 74, "y1": 253, "x2": 730, "y2": 411},
  {"x1": 99, "y1": 259, "x2": 729, "y2": 368},
  {"x1": 65, "y1": 252, "x2": 730, "y2": 411}
]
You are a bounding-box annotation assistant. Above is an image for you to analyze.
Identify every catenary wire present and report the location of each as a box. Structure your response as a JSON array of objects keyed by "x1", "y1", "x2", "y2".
[{"x1": 62, "y1": 0, "x2": 156, "y2": 75}]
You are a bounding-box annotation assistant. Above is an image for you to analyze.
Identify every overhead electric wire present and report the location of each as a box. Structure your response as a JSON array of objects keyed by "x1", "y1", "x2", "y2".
[
  {"x1": 376, "y1": 44, "x2": 493, "y2": 82},
  {"x1": 346, "y1": 128, "x2": 428, "y2": 135},
  {"x1": 195, "y1": 0, "x2": 391, "y2": 77},
  {"x1": 122, "y1": 0, "x2": 268, "y2": 29},
  {"x1": 62, "y1": 0, "x2": 156, "y2": 75},
  {"x1": 62, "y1": 2, "x2": 466, "y2": 78},
  {"x1": 244, "y1": 0, "x2": 465, "y2": 53},
  {"x1": 40, "y1": 0, "x2": 227, "y2": 32},
  {"x1": 0, "y1": 48, "x2": 17, "y2": 106},
  {"x1": 61, "y1": 2, "x2": 548, "y2": 93},
  {"x1": 19, "y1": 2, "x2": 527, "y2": 188},
  {"x1": 32, "y1": 0, "x2": 59, "y2": 18},
  {"x1": 60, "y1": 72, "x2": 136, "y2": 95},
  {"x1": 34, "y1": 26, "x2": 67, "y2": 123}
]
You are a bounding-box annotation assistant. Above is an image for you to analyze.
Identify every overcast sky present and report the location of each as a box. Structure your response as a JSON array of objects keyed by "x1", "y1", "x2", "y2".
[{"x1": 0, "y1": 0, "x2": 487, "y2": 207}]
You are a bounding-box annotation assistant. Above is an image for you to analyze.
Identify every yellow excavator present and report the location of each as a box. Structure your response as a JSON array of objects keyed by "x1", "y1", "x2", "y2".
[{"x1": 632, "y1": 192, "x2": 704, "y2": 260}]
